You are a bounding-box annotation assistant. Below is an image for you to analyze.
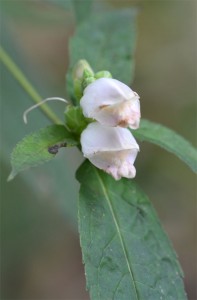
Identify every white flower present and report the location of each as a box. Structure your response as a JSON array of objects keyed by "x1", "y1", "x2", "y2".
[
  {"x1": 81, "y1": 122, "x2": 139, "y2": 180},
  {"x1": 80, "y1": 78, "x2": 140, "y2": 129}
]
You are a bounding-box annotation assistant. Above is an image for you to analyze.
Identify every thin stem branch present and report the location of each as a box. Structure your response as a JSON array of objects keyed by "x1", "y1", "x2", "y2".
[{"x1": 0, "y1": 46, "x2": 63, "y2": 125}]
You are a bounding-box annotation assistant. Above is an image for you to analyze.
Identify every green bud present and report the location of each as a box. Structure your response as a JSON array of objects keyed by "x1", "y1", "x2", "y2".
[
  {"x1": 73, "y1": 79, "x2": 83, "y2": 102},
  {"x1": 82, "y1": 76, "x2": 96, "y2": 90},
  {"x1": 72, "y1": 60, "x2": 94, "y2": 102},
  {"x1": 72, "y1": 59, "x2": 94, "y2": 82},
  {"x1": 83, "y1": 68, "x2": 94, "y2": 79},
  {"x1": 94, "y1": 70, "x2": 112, "y2": 79},
  {"x1": 71, "y1": 61, "x2": 113, "y2": 103}
]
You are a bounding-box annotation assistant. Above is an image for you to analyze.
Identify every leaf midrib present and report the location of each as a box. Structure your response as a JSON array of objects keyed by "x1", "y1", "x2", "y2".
[{"x1": 95, "y1": 169, "x2": 139, "y2": 300}]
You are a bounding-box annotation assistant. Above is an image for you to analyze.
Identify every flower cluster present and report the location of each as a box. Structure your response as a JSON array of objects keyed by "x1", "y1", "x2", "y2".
[{"x1": 80, "y1": 77, "x2": 141, "y2": 180}]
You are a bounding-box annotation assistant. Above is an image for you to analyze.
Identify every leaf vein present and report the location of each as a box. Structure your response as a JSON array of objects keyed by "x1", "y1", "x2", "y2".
[{"x1": 95, "y1": 170, "x2": 140, "y2": 300}]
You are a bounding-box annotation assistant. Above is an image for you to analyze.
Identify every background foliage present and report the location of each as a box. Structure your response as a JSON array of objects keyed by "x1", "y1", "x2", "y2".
[{"x1": 1, "y1": 0, "x2": 196, "y2": 299}]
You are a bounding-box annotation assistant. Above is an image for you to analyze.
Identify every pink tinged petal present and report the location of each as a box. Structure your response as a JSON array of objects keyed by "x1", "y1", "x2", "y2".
[
  {"x1": 96, "y1": 97, "x2": 141, "y2": 129},
  {"x1": 80, "y1": 122, "x2": 139, "y2": 180},
  {"x1": 80, "y1": 78, "x2": 141, "y2": 129}
]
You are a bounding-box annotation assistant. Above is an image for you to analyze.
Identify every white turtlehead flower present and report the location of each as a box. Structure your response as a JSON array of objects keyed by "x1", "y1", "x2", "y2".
[
  {"x1": 81, "y1": 122, "x2": 139, "y2": 180},
  {"x1": 80, "y1": 78, "x2": 140, "y2": 129}
]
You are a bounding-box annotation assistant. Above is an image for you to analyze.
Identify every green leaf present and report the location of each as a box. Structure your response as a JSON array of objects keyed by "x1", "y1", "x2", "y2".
[
  {"x1": 72, "y1": 0, "x2": 93, "y2": 24},
  {"x1": 132, "y1": 119, "x2": 197, "y2": 173},
  {"x1": 67, "y1": 9, "x2": 137, "y2": 102},
  {"x1": 8, "y1": 125, "x2": 77, "y2": 181},
  {"x1": 77, "y1": 161, "x2": 187, "y2": 300},
  {"x1": 1, "y1": 11, "x2": 80, "y2": 227}
]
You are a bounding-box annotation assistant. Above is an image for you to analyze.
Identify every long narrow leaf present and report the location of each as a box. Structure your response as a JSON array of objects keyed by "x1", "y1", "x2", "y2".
[
  {"x1": 132, "y1": 119, "x2": 197, "y2": 173},
  {"x1": 67, "y1": 9, "x2": 137, "y2": 103},
  {"x1": 77, "y1": 161, "x2": 187, "y2": 300}
]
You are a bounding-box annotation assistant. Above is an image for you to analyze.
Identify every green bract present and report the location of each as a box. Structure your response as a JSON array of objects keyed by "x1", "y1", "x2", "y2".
[{"x1": 64, "y1": 105, "x2": 90, "y2": 136}]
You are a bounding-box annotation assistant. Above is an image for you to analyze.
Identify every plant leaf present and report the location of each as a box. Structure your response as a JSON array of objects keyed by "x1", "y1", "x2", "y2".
[
  {"x1": 77, "y1": 161, "x2": 187, "y2": 300},
  {"x1": 67, "y1": 8, "x2": 137, "y2": 103},
  {"x1": 8, "y1": 125, "x2": 77, "y2": 181},
  {"x1": 1, "y1": 11, "x2": 80, "y2": 227},
  {"x1": 72, "y1": 0, "x2": 93, "y2": 24},
  {"x1": 132, "y1": 119, "x2": 197, "y2": 173}
]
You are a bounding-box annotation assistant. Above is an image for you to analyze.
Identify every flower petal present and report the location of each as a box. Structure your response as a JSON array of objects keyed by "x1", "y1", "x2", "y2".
[
  {"x1": 81, "y1": 122, "x2": 139, "y2": 180},
  {"x1": 80, "y1": 78, "x2": 140, "y2": 128}
]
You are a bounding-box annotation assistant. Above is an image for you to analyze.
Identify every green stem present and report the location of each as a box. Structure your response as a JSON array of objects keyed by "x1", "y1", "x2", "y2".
[{"x1": 0, "y1": 46, "x2": 62, "y2": 124}]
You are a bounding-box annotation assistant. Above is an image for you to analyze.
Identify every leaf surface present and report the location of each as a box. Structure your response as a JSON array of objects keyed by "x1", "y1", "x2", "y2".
[
  {"x1": 8, "y1": 125, "x2": 77, "y2": 180},
  {"x1": 67, "y1": 9, "x2": 137, "y2": 102},
  {"x1": 72, "y1": 0, "x2": 92, "y2": 24},
  {"x1": 77, "y1": 161, "x2": 187, "y2": 300},
  {"x1": 133, "y1": 119, "x2": 197, "y2": 173}
]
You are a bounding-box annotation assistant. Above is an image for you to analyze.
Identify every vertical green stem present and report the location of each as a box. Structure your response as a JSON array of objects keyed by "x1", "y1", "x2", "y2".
[{"x1": 0, "y1": 46, "x2": 62, "y2": 124}]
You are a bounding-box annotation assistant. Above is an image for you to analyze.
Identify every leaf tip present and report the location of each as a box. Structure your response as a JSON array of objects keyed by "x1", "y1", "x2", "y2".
[{"x1": 7, "y1": 170, "x2": 17, "y2": 182}]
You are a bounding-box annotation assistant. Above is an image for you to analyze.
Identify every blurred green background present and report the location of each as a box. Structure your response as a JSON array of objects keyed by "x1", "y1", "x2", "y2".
[{"x1": 0, "y1": 0, "x2": 196, "y2": 299}]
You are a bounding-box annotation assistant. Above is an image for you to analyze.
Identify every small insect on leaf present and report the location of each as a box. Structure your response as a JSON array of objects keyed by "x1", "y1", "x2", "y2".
[
  {"x1": 8, "y1": 125, "x2": 78, "y2": 181},
  {"x1": 48, "y1": 143, "x2": 67, "y2": 155}
]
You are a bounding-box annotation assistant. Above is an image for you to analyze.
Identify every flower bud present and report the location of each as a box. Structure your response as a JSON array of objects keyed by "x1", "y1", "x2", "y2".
[
  {"x1": 72, "y1": 59, "x2": 94, "y2": 81},
  {"x1": 80, "y1": 78, "x2": 140, "y2": 129},
  {"x1": 72, "y1": 60, "x2": 94, "y2": 101},
  {"x1": 81, "y1": 122, "x2": 139, "y2": 180},
  {"x1": 94, "y1": 70, "x2": 112, "y2": 79}
]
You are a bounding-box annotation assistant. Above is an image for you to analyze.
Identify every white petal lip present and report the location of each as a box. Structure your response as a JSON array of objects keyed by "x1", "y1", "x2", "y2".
[
  {"x1": 81, "y1": 122, "x2": 139, "y2": 155},
  {"x1": 81, "y1": 122, "x2": 139, "y2": 180},
  {"x1": 80, "y1": 78, "x2": 140, "y2": 129}
]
